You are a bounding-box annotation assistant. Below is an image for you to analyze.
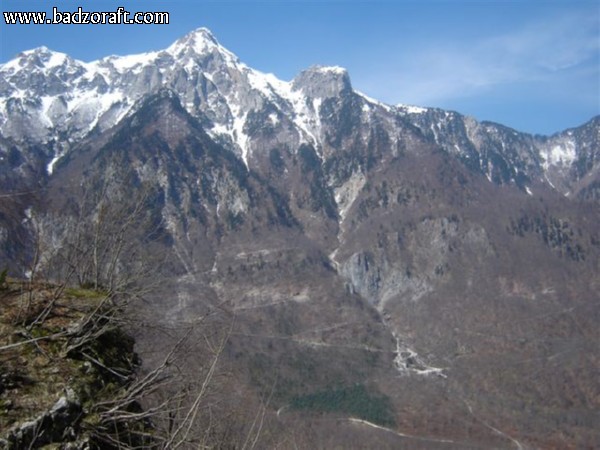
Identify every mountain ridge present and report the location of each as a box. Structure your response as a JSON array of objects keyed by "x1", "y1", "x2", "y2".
[{"x1": 1, "y1": 27, "x2": 598, "y2": 198}]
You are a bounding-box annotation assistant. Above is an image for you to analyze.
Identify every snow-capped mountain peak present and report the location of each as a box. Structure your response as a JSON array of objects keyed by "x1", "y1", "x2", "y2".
[
  {"x1": 167, "y1": 27, "x2": 220, "y2": 55},
  {"x1": 165, "y1": 26, "x2": 240, "y2": 69},
  {"x1": 0, "y1": 46, "x2": 79, "y2": 75}
]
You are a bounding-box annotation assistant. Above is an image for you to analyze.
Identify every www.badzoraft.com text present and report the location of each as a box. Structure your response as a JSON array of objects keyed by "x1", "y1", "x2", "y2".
[{"x1": 3, "y1": 7, "x2": 169, "y2": 25}]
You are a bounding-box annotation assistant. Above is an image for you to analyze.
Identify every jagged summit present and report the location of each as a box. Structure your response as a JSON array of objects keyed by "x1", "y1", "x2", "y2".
[
  {"x1": 0, "y1": 46, "x2": 73, "y2": 73},
  {"x1": 19, "y1": 46, "x2": 54, "y2": 58},
  {"x1": 292, "y1": 65, "x2": 352, "y2": 98},
  {"x1": 165, "y1": 26, "x2": 232, "y2": 59},
  {"x1": 171, "y1": 27, "x2": 219, "y2": 48}
]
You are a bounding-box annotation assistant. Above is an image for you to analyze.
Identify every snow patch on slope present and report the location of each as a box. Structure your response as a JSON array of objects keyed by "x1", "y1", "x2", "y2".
[
  {"x1": 400, "y1": 105, "x2": 428, "y2": 114},
  {"x1": 313, "y1": 65, "x2": 346, "y2": 75},
  {"x1": 107, "y1": 52, "x2": 159, "y2": 72},
  {"x1": 392, "y1": 331, "x2": 446, "y2": 378},
  {"x1": 540, "y1": 139, "x2": 577, "y2": 170},
  {"x1": 334, "y1": 171, "x2": 366, "y2": 221},
  {"x1": 356, "y1": 91, "x2": 392, "y2": 112},
  {"x1": 46, "y1": 51, "x2": 68, "y2": 69}
]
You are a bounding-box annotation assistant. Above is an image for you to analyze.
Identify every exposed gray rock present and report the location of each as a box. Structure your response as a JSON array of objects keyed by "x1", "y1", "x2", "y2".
[{"x1": 6, "y1": 388, "x2": 81, "y2": 449}]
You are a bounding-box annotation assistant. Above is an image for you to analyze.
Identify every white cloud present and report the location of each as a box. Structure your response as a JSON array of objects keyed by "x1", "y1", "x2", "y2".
[{"x1": 357, "y1": 9, "x2": 599, "y2": 107}]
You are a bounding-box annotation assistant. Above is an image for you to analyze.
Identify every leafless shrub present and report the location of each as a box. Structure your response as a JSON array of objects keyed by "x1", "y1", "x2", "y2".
[{"x1": 6, "y1": 168, "x2": 270, "y2": 448}]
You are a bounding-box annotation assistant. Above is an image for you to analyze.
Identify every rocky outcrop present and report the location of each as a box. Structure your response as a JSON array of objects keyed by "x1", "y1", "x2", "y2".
[
  {"x1": 3, "y1": 388, "x2": 83, "y2": 449},
  {"x1": 0, "y1": 281, "x2": 152, "y2": 450}
]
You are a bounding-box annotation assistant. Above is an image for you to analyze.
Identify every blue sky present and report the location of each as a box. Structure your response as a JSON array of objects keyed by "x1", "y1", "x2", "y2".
[{"x1": 1, "y1": 0, "x2": 598, "y2": 135}]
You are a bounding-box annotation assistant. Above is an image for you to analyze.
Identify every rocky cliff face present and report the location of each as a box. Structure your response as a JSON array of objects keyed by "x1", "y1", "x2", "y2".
[{"x1": 1, "y1": 28, "x2": 599, "y2": 448}]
